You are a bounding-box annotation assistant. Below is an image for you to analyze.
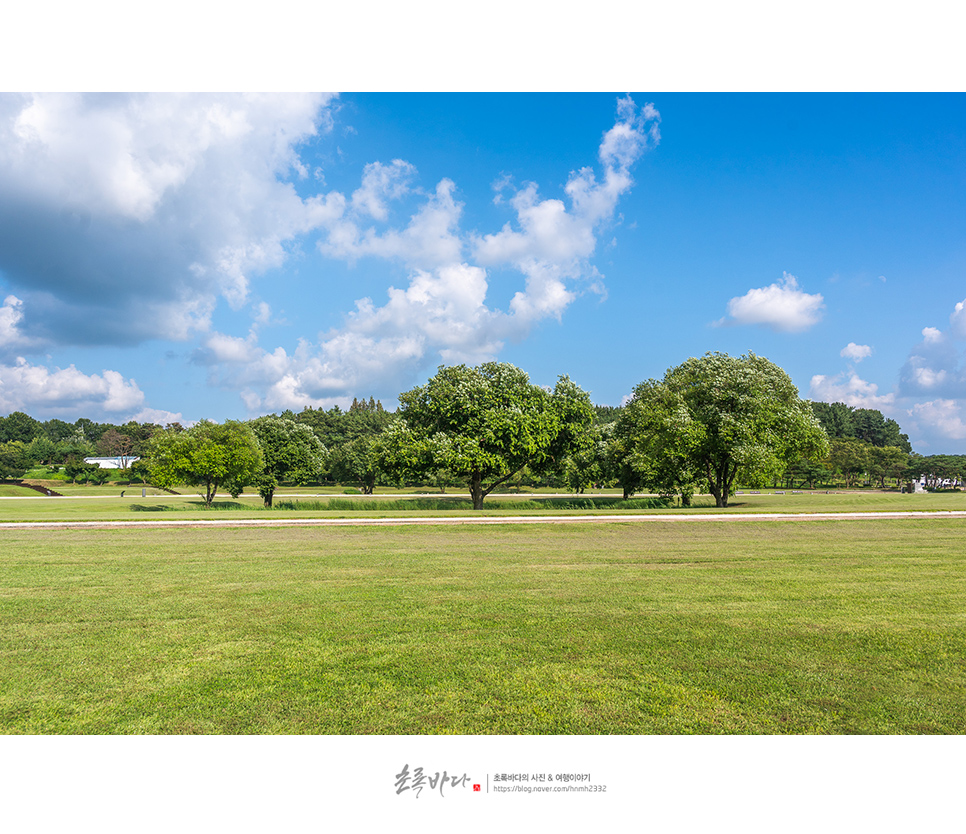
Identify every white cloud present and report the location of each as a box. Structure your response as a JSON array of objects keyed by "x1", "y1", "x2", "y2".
[
  {"x1": 899, "y1": 325, "x2": 966, "y2": 398},
  {"x1": 809, "y1": 371, "x2": 896, "y2": 411},
  {"x1": 910, "y1": 399, "x2": 966, "y2": 441},
  {"x1": 350, "y1": 159, "x2": 416, "y2": 220},
  {"x1": 318, "y1": 177, "x2": 464, "y2": 269},
  {"x1": 719, "y1": 272, "x2": 824, "y2": 332},
  {"x1": 0, "y1": 94, "x2": 659, "y2": 414},
  {"x1": 473, "y1": 97, "x2": 659, "y2": 276},
  {"x1": 949, "y1": 300, "x2": 966, "y2": 340},
  {"x1": 0, "y1": 294, "x2": 38, "y2": 356},
  {"x1": 840, "y1": 342, "x2": 872, "y2": 361},
  {"x1": 0, "y1": 357, "x2": 144, "y2": 417},
  {"x1": 237, "y1": 95, "x2": 661, "y2": 410},
  {"x1": 131, "y1": 407, "x2": 187, "y2": 427},
  {"x1": 205, "y1": 262, "x2": 512, "y2": 411},
  {"x1": 0, "y1": 92, "x2": 337, "y2": 346}
]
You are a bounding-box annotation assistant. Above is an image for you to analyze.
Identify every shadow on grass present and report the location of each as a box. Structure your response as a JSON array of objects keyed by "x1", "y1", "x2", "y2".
[
  {"x1": 273, "y1": 496, "x2": 673, "y2": 512},
  {"x1": 129, "y1": 501, "x2": 250, "y2": 512}
]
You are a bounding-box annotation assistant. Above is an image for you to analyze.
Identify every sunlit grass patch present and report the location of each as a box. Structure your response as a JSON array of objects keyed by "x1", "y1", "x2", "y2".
[{"x1": 1, "y1": 519, "x2": 964, "y2": 734}]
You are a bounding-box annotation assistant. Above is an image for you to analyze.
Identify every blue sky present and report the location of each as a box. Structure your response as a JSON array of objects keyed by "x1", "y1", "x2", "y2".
[{"x1": 1, "y1": 92, "x2": 965, "y2": 451}]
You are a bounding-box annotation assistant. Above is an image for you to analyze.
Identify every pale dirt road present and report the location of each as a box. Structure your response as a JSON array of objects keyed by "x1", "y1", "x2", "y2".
[{"x1": 1, "y1": 511, "x2": 965, "y2": 530}]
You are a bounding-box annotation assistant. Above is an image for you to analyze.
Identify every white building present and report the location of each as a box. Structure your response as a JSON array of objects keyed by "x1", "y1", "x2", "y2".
[{"x1": 83, "y1": 456, "x2": 140, "y2": 469}]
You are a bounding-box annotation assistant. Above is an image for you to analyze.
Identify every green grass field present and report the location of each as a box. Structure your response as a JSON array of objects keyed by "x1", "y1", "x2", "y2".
[
  {"x1": 2, "y1": 485, "x2": 966, "y2": 522},
  {"x1": 1, "y1": 517, "x2": 964, "y2": 734}
]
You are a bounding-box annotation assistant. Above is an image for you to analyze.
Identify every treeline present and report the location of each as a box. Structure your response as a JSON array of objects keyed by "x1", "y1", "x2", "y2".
[
  {"x1": 1, "y1": 358, "x2": 962, "y2": 502},
  {"x1": 804, "y1": 401, "x2": 962, "y2": 490},
  {"x1": 0, "y1": 399, "x2": 392, "y2": 485}
]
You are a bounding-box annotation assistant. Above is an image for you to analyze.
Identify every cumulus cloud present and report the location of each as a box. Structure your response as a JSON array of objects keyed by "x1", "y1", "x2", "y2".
[
  {"x1": 0, "y1": 294, "x2": 41, "y2": 357},
  {"x1": 318, "y1": 177, "x2": 464, "y2": 268},
  {"x1": 950, "y1": 299, "x2": 966, "y2": 339},
  {"x1": 130, "y1": 407, "x2": 187, "y2": 427},
  {"x1": 472, "y1": 96, "x2": 660, "y2": 328},
  {"x1": 909, "y1": 399, "x2": 966, "y2": 441},
  {"x1": 0, "y1": 93, "x2": 658, "y2": 416},
  {"x1": 0, "y1": 357, "x2": 144, "y2": 417},
  {"x1": 0, "y1": 92, "x2": 336, "y2": 347},
  {"x1": 350, "y1": 159, "x2": 417, "y2": 220},
  {"x1": 200, "y1": 263, "x2": 510, "y2": 410},
  {"x1": 718, "y1": 272, "x2": 824, "y2": 332},
  {"x1": 898, "y1": 325, "x2": 966, "y2": 398},
  {"x1": 840, "y1": 342, "x2": 872, "y2": 361},
  {"x1": 232, "y1": 95, "x2": 662, "y2": 411},
  {"x1": 809, "y1": 371, "x2": 896, "y2": 411}
]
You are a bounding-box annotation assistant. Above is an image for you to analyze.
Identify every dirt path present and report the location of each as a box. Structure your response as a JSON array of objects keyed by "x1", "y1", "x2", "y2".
[{"x1": 2, "y1": 511, "x2": 966, "y2": 530}]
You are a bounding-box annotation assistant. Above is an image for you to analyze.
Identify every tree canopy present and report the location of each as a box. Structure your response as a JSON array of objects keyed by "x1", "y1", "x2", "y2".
[
  {"x1": 248, "y1": 416, "x2": 327, "y2": 506},
  {"x1": 612, "y1": 378, "x2": 703, "y2": 504},
  {"x1": 812, "y1": 401, "x2": 911, "y2": 453},
  {"x1": 147, "y1": 420, "x2": 264, "y2": 507},
  {"x1": 382, "y1": 362, "x2": 594, "y2": 508},
  {"x1": 616, "y1": 352, "x2": 830, "y2": 507}
]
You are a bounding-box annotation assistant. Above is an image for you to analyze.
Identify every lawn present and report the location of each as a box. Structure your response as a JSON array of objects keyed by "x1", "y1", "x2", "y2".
[
  {"x1": 1, "y1": 519, "x2": 964, "y2": 734},
  {"x1": 2, "y1": 486, "x2": 966, "y2": 522}
]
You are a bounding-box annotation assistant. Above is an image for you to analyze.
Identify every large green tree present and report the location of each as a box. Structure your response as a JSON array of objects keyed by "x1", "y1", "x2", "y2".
[
  {"x1": 248, "y1": 416, "x2": 327, "y2": 507},
  {"x1": 619, "y1": 353, "x2": 829, "y2": 507},
  {"x1": 0, "y1": 441, "x2": 32, "y2": 479},
  {"x1": 827, "y1": 438, "x2": 871, "y2": 488},
  {"x1": 382, "y1": 363, "x2": 594, "y2": 509},
  {"x1": 329, "y1": 434, "x2": 387, "y2": 494},
  {"x1": 612, "y1": 378, "x2": 703, "y2": 504},
  {"x1": 146, "y1": 420, "x2": 264, "y2": 507},
  {"x1": 0, "y1": 412, "x2": 42, "y2": 444}
]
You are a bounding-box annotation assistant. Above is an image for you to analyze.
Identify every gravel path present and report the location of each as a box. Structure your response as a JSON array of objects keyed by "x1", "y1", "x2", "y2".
[{"x1": 2, "y1": 510, "x2": 966, "y2": 530}]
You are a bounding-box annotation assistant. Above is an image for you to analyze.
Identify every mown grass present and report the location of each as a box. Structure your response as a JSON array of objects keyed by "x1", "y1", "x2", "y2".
[
  {"x1": 0, "y1": 485, "x2": 42, "y2": 497},
  {"x1": 1, "y1": 520, "x2": 964, "y2": 734},
  {"x1": 2, "y1": 488, "x2": 965, "y2": 523}
]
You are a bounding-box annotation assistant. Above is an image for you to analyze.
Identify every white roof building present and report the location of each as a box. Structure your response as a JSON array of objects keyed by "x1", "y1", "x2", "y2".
[{"x1": 83, "y1": 456, "x2": 140, "y2": 469}]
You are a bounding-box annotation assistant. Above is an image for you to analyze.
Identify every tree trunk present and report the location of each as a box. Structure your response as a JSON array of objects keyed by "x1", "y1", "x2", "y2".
[{"x1": 470, "y1": 472, "x2": 485, "y2": 510}]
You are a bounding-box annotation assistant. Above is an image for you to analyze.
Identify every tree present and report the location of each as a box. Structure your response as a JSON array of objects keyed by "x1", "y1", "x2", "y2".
[
  {"x1": 852, "y1": 408, "x2": 912, "y2": 453},
  {"x1": 558, "y1": 424, "x2": 610, "y2": 494},
  {"x1": 290, "y1": 398, "x2": 392, "y2": 450},
  {"x1": 827, "y1": 438, "x2": 870, "y2": 488},
  {"x1": 618, "y1": 353, "x2": 829, "y2": 508},
  {"x1": 146, "y1": 420, "x2": 264, "y2": 507},
  {"x1": 612, "y1": 379, "x2": 703, "y2": 504},
  {"x1": 0, "y1": 441, "x2": 32, "y2": 479},
  {"x1": 0, "y1": 412, "x2": 42, "y2": 444},
  {"x1": 811, "y1": 402, "x2": 856, "y2": 440},
  {"x1": 64, "y1": 456, "x2": 98, "y2": 484},
  {"x1": 783, "y1": 457, "x2": 831, "y2": 489},
  {"x1": 329, "y1": 434, "x2": 386, "y2": 494},
  {"x1": 27, "y1": 435, "x2": 57, "y2": 466},
  {"x1": 248, "y1": 416, "x2": 326, "y2": 507},
  {"x1": 96, "y1": 428, "x2": 138, "y2": 468},
  {"x1": 382, "y1": 363, "x2": 594, "y2": 509},
  {"x1": 868, "y1": 445, "x2": 909, "y2": 489},
  {"x1": 56, "y1": 428, "x2": 94, "y2": 464},
  {"x1": 811, "y1": 402, "x2": 912, "y2": 453}
]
